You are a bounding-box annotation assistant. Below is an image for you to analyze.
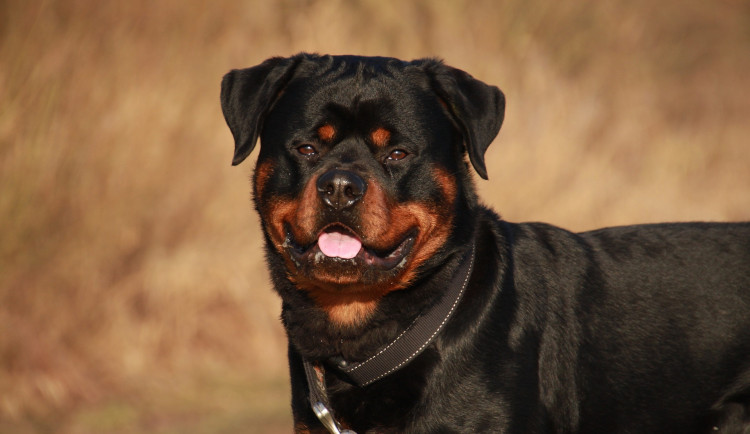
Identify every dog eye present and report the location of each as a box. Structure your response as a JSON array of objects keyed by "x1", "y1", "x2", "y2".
[
  {"x1": 297, "y1": 144, "x2": 318, "y2": 156},
  {"x1": 387, "y1": 149, "x2": 408, "y2": 161}
]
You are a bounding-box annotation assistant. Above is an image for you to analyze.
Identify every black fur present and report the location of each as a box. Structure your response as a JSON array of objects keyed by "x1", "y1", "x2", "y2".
[{"x1": 221, "y1": 53, "x2": 750, "y2": 433}]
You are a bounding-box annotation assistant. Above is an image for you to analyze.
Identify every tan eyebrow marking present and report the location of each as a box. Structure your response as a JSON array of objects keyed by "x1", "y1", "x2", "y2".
[
  {"x1": 370, "y1": 127, "x2": 391, "y2": 147},
  {"x1": 317, "y1": 124, "x2": 336, "y2": 142}
]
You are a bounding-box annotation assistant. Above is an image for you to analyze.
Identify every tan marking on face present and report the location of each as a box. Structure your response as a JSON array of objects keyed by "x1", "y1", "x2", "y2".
[
  {"x1": 317, "y1": 124, "x2": 336, "y2": 142},
  {"x1": 370, "y1": 127, "x2": 391, "y2": 147},
  {"x1": 308, "y1": 290, "x2": 381, "y2": 327},
  {"x1": 386, "y1": 202, "x2": 453, "y2": 287},
  {"x1": 264, "y1": 174, "x2": 321, "y2": 254},
  {"x1": 432, "y1": 166, "x2": 458, "y2": 204},
  {"x1": 253, "y1": 160, "x2": 274, "y2": 199},
  {"x1": 358, "y1": 171, "x2": 455, "y2": 288},
  {"x1": 264, "y1": 199, "x2": 296, "y2": 253},
  {"x1": 263, "y1": 167, "x2": 457, "y2": 328}
]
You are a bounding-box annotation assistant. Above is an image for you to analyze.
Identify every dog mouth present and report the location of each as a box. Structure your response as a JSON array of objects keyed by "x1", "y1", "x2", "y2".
[{"x1": 284, "y1": 224, "x2": 416, "y2": 271}]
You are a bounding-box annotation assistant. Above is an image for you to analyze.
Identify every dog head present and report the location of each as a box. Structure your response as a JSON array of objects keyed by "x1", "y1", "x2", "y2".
[{"x1": 221, "y1": 54, "x2": 504, "y2": 324}]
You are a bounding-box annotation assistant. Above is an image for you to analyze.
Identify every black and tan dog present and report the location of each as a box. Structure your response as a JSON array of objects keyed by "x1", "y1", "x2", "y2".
[{"x1": 221, "y1": 54, "x2": 750, "y2": 433}]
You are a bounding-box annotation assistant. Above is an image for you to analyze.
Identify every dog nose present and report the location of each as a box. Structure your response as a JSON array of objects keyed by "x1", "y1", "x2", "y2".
[{"x1": 316, "y1": 169, "x2": 366, "y2": 210}]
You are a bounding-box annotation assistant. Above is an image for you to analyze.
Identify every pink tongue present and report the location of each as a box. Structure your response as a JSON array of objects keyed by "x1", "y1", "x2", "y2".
[{"x1": 318, "y1": 230, "x2": 362, "y2": 259}]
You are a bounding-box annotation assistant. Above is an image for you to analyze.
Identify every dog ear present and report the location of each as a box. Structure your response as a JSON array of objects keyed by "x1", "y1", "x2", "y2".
[
  {"x1": 427, "y1": 62, "x2": 505, "y2": 180},
  {"x1": 221, "y1": 56, "x2": 301, "y2": 165}
]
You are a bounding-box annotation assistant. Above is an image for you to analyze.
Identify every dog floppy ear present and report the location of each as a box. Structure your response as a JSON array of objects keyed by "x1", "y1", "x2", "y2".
[
  {"x1": 427, "y1": 62, "x2": 505, "y2": 180},
  {"x1": 221, "y1": 56, "x2": 300, "y2": 165}
]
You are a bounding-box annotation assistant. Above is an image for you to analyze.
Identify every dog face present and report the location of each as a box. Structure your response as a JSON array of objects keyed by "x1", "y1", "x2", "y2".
[{"x1": 221, "y1": 54, "x2": 504, "y2": 324}]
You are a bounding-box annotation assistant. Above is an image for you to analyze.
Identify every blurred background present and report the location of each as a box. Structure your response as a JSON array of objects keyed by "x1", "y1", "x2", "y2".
[{"x1": 1, "y1": 0, "x2": 749, "y2": 432}]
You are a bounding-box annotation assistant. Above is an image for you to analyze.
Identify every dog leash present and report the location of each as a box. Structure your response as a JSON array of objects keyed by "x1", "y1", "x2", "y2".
[{"x1": 303, "y1": 244, "x2": 476, "y2": 433}]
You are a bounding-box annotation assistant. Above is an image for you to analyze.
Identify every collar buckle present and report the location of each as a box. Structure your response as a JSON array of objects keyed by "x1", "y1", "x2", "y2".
[{"x1": 312, "y1": 402, "x2": 356, "y2": 434}]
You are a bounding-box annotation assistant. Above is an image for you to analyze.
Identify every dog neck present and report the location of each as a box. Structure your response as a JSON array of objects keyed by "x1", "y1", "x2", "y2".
[
  {"x1": 278, "y1": 231, "x2": 477, "y2": 360},
  {"x1": 325, "y1": 242, "x2": 476, "y2": 386},
  {"x1": 300, "y1": 241, "x2": 476, "y2": 432}
]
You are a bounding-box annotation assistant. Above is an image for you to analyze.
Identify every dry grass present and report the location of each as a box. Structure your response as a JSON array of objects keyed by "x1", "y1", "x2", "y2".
[{"x1": 1, "y1": 0, "x2": 749, "y2": 431}]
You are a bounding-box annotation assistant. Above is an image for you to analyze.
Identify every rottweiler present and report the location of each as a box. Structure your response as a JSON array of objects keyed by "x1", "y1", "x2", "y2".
[{"x1": 221, "y1": 53, "x2": 750, "y2": 433}]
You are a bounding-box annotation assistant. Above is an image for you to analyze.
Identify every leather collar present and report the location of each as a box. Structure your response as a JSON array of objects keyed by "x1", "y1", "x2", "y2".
[{"x1": 302, "y1": 242, "x2": 476, "y2": 432}]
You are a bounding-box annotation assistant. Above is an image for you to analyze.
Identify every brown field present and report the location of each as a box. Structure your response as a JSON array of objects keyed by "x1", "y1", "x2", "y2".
[{"x1": 1, "y1": 0, "x2": 749, "y2": 432}]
